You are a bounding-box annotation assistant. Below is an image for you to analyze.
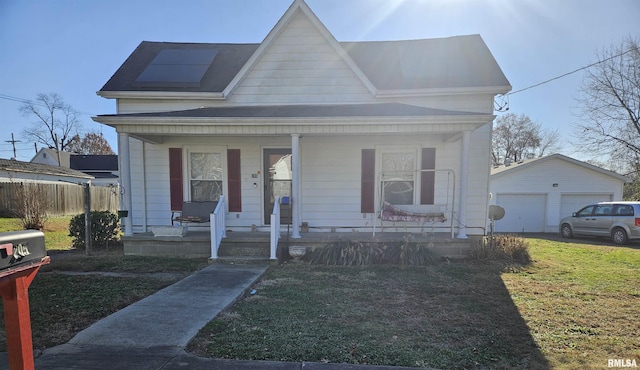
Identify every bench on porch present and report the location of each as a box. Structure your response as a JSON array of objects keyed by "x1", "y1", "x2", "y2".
[{"x1": 172, "y1": 201, "x2": 217, "y2": 225}]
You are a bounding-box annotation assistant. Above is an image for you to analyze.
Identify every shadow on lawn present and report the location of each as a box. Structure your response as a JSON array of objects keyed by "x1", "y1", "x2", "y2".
[
  {"x1": 191, "y1": 261, "x2": 552, "y2": 369},
  {"x1": 410, "y1": 261, "x2": 552, "y2": 369}
]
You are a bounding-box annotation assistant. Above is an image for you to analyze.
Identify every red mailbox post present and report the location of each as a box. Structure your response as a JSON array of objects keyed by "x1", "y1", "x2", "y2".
[{"x1": 0, "y1": 231, "x2": 50, "y2": 370}]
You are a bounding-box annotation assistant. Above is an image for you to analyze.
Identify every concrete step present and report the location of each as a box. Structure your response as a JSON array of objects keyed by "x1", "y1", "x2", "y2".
[
  {"x1": 217, "y1": 241, "x2": 270, "y2": 258},
  {"x1": 213, "y1": 256, "x2": 275, "y2": 265}
]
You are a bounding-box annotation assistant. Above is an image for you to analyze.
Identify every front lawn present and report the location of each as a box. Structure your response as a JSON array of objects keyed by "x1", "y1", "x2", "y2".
[
  {"x1": 0, "y1": 216, "x2": 75, "y2": 251},
  {"x1": 189, "y1": 237, "x2": 640, "y2": 369}
]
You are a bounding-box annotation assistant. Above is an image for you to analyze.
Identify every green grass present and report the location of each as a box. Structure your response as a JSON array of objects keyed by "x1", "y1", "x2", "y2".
[
  {"x1": 0, "y1": 216, "x2": 75, "y2": 251},
  {"x1": 189, "y1": 238, "x2": 640, "y2": 369},
  {"x1": 501, "y1": 238, "x2": 640, "y2": 369},
  {"x1": 0, "y1": 216, "x2": 209, "y2": 352},
  {"x1": 2, "y1": 274, "x2": 173, "y2": 351}
]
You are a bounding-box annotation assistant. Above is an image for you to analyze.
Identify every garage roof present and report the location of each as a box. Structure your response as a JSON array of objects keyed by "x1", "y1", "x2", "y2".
[{"x1": 491, "y1": 154, "x2": 630, "y2": 182}]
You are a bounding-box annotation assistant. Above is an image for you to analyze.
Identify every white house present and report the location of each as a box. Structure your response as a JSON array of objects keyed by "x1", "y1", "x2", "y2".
[
  {"x1": 93, "y1": 0, "x2": 510, "y2": 245},
  {"x1": 490, "y1": 154, "x2": 629, "y2": 233},
  {"x1": 31, "y1": 148, "x2": 72, "y2": 167}
]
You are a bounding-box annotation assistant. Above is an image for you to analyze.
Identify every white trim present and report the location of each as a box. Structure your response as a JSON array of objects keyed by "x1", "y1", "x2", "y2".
[
  {"x1": 94, "y1": 114, "x2": 493, "y2": 126},
  {"x1": 183, "y1": 146, "x2": 228, "y2": 210},
  {"x1": 118, "y1": 133, "x2": 133, "y2": 236},
  {"x1": 456, "y1": 131, "x2": 470, "y2": 239},
  {"x1": 376, "y1": 145, "x2": 421, "y2": 206},
  {"x1": 375, "y1": 85, "x2": 512, "y2": 98},
  {"x1": 97, "y1": 91, "x2": 226, "y2": 100}
]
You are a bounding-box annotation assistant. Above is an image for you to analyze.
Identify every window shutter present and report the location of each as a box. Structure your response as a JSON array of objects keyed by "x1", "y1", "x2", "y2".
[
  {"x1": 361, "y1": 149, "x2": 375, "y2": 213},
  {"x1": 420, "y1": 148, "x2": 436, "y2": 205},
  {"x1": 227, "y1": 149, "x2": 242, "y2": 212},
  {"x1": 169, "y1": 148, "x2": 183, "y2": 211}
]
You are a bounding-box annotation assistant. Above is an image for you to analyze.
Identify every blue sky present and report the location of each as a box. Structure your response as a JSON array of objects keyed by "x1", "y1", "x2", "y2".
[{"x1": 1, "y1": 0, "x2": 638, "y2": 162}]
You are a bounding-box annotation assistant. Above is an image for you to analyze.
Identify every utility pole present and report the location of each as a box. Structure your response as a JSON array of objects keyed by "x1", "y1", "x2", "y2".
[{"x1": 5, "y1": 133, "x2": 21, "y2": 159}]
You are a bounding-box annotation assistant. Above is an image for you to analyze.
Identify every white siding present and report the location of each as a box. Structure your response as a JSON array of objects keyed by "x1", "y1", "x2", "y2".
[
  {"x1": 560, "y1": 194, "x2": 613, "y2": 219},
  {"x1": 128, "y1": 133, "x2": 492, "y2": 235},
  {"x1": 491, "y1": 157, "x2": 625, "y2": 233},
  {"x1": 230, "y1": 11, "x2": 374, "y2": 105}
]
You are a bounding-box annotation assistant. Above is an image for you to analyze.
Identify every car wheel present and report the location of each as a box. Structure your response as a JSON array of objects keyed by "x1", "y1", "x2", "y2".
[
  {"x1": 560, "y1": 224, "x2": 573, "y2": 238},
  {"x1": 612, "y1": 228, "x2": 628, "y2": 245}
]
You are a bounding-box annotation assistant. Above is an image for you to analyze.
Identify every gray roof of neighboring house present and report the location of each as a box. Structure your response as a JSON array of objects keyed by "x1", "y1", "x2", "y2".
[
  {"x1": 99, "y1": 35, "x2": 510, "y2": 93},
  {"x1": 491, "y1": 154, "x2": 630, "y2": 182},
  {"x1": 0, "y1": 159, "x2": 94, "y2": 179},
  {"x1": 98, "y1": 102, "x2": 479, "y2": 119},
  {"x1": 70, "y1": 155, "x2": 118, "y2": 171}
]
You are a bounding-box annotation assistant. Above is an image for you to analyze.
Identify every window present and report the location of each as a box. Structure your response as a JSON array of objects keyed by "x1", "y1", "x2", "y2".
[
  {"x1": 614, "y1": 204, "x2": 634, "y2": 216},
  {"x1": 189, "y1": 152, "x2": 223, "y2": 202},
  {"x1": 594, "y1": 205, "x2": 611, "y2": 216},
  {"x1": 576, "y1": 206, "x2": 595, "y2": 217},
  {"x1": 381, "y1": 150, "x2": 416, "y2": 205}
]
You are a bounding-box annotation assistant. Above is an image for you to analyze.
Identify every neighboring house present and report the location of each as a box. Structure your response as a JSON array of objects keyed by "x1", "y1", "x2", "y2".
[
  {"x1": 489, "y1": 154, "x2": 630, "y2": 233},
  {"x1": 31, "y1": 148, "x2": 72, "y2": 167},
  {"x1": 0, "y1": 158, "x2": 93, "y2": 184},
  {"x1": 93, "y1": 0, "x2": 510, "y2": 240},
  {"x1": 70, "y1": 155, "x2": 119, "y2": 187}
]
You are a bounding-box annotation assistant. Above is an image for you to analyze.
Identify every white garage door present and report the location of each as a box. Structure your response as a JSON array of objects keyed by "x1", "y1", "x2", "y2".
[
  {"x1": 495, "y1": 194, "x2": 546, "y2": 233},
  {"x1": 560, "y1": 194, "x2": 613, "y2": 219}
]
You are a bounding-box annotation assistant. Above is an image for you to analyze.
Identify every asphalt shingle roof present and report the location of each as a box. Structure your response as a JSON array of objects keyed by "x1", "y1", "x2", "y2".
[
  {"x1": 100, "y1": 35, "x2": 509, "y2": 93},
  {"x1": 0, "y1": 159, "x2": 94, "y2": 179},
  {"x1": 98, "y1": 103, "x2": 479, "y2": 119}
]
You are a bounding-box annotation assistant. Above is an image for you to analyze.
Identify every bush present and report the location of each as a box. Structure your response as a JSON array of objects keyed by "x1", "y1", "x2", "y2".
[
  {"x1": 470, "y1": 235, "x2": 531, "y2": 264},
  {"x1": 307, "y1": 236, "x2": 436, "y2": 266},
  {"x1": 69, "y1": 211, "x2": 120, "y2": 249},
  {"x1": 14, "y1": 182, "x2": 49, "y2": 230}
]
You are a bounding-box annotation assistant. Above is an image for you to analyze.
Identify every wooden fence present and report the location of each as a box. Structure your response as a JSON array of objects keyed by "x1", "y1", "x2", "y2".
[{"x1": 0, "y1": 182, "x2": 120, "y2": 217}]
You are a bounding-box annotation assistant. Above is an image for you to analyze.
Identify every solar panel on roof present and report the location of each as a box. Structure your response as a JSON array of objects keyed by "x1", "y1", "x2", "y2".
[{"x1": 134, "y1": 48, "x2": 218, "y2": 87}]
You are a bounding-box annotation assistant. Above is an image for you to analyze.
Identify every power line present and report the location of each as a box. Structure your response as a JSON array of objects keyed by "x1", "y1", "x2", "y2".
[
  {"x1": 495, "y1": 46, "x2": 638, "y2": 112},
  {"x1": 507, "y1": 47, "x2": 637, "y2": 96}
]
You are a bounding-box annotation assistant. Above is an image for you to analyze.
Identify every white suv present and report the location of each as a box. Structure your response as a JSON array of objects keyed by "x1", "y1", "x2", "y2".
[{"x1": 559, "y1": 202, "x2": 640, "y2": 245}]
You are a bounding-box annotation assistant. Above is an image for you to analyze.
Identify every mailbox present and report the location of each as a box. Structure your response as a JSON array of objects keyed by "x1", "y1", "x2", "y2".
[{"x1": 0, "y1": 230, "x2": 47, "y2": 271}]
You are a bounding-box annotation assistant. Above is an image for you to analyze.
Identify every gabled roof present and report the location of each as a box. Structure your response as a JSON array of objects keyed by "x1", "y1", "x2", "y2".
[
  {"x1": 491, "y1": 153, "x2": 630, "y2": 182},
  {"x1": 98, "y1": 1, "x2": 510, "y2": 97},
  {"x1": 31, "y1": 148, "x2": 73, "y2": 167},
  {"x1": 70, "y1": 155, "x2": 118, "y2": 171},
  {"x1": 0, "y1": 159, "x2": 94, "y2": 180}
]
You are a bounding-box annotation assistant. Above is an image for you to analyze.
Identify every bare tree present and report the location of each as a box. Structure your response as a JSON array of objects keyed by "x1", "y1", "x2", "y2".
[
  {"x1": 491, "y1": 113, "x2": 559, "y2": 165},
  {"x1": 573, "y1": 36, "x2": 640, "y2": 172},
  {"x1": 20, "y1": 93, "x2": 82, "y2": 154},
  {"x1": 67, "y1": 132, "x2": 115, "y2": 155}
]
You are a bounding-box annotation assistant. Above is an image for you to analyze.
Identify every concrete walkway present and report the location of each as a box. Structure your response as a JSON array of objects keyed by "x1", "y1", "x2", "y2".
[{"x1": 0, "y1": 263, "x2": 424, "y2": 370}]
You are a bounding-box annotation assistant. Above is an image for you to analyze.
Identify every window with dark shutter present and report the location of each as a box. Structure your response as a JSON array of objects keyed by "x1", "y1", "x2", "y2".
[
  {"x1": 227, "y1": 149, "x2": 242, "y2": 212},
  {"x1": 420, "y1": 148, "x2": 436, "y2": 205},
  {"x1": 169, "y1": 148, "x2": 183, "y2": 211},
  {"x1": 361, "y1": 149, "x2": 375, "y2": 213}
]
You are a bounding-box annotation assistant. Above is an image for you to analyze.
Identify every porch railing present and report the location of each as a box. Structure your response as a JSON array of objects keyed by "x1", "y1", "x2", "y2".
[
  {"x1": 210, "y1": 195, "x2": 226, "y2": 259},
  {"x1": 269, "y1": 196, "x2": 281, "y2": 260}
]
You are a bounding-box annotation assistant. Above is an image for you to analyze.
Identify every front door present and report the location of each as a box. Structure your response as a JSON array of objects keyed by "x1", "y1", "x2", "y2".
[{"x1": 264, "y1": 149, "x2": 292, "y2": 225}]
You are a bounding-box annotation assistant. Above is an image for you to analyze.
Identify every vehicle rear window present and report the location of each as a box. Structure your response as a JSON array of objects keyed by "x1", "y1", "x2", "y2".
[{"x1": 614, "y1": 205, "x2": 634, "y2": 216}]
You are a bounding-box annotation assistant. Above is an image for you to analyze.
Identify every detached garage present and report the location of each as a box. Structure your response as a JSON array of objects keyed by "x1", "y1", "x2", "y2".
[{"x1": 490, "y1": 154, "x2": 629, "y2": 233}]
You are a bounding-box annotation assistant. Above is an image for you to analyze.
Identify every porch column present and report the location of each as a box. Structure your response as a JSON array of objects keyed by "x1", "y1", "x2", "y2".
[
  {"x1": 291, "y1": 134, "x2": 301, "y2": 238},
  {"x1": 118, "y1": 132, "x2": 133, "y2": 236},
  {"x1": 457, "y1": 131, "x2": 470, "y2": 239}
]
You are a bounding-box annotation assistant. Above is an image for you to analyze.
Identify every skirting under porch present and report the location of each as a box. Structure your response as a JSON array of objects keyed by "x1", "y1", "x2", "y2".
[{"x1": 121, "y1": 231, "x2": 474, "y2": 261}]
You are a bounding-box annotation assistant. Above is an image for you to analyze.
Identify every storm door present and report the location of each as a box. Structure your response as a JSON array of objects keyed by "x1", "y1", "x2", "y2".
[{"x1": 263, "y1": 149, "x2": 292, "y2": 225}]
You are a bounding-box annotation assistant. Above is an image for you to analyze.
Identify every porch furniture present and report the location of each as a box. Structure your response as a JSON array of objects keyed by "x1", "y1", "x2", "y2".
[{"x1": 172, "y1": 201, "x2": 217, "y2": 225}]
